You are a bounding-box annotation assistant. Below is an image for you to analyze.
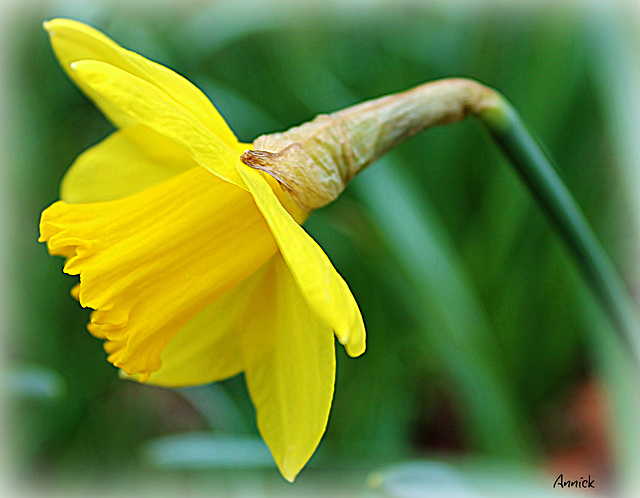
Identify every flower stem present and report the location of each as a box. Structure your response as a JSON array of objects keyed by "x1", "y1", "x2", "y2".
[{"x1": 476, "y1": 91, "x2": 640, "y2": 372}]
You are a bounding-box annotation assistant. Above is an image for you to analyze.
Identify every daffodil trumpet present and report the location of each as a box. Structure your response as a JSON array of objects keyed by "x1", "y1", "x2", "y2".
[{"x1": 39, "y1": 18, "x2": 639, "y2": 483}]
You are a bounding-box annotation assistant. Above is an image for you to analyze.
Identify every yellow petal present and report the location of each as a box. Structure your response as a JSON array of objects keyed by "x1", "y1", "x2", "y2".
[
  {"x1": 61, "y1": 124, "x2": 196, "y2": 203},
  {"x1": 240, "y1": 256, "x2": 336, "y2": 482},
  {"x1": 44, "y1": 18, "x2": 238, "y2": 148},
  {"x1": 237, "y1": 163, "x2": 366, "y2": 357},
  {"x1": 69, "y1": 59, "x2": 245, "y2": 188},
  {"x1": 39, "y1": 165, "x2": 277, "y2": 378}
]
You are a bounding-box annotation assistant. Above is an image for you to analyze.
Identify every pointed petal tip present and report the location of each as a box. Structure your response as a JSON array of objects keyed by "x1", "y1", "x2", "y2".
[
  {"x1": 280, "y1": 461, "x2": 299, "y2": 483},
  {"x1": 42, "y1": 19, "x2": 62, "y2": 35},
  {"x1": 67, "y1": 60, "x2": 91, "y2": 73}
]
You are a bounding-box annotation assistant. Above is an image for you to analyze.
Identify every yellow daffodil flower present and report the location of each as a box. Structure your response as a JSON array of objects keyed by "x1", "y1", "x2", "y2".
[{"x1": 38, "y1": 18, "x2": 365, "y2": 481}]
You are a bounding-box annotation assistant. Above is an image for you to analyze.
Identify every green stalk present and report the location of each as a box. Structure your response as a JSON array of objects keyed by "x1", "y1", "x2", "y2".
[{"x1": 477, "y1": 93, "x2": 640, "y2": 371}]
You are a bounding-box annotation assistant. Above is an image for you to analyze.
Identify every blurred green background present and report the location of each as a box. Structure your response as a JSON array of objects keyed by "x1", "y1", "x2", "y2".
[{"x1": 4, "y1": 0, "x2": 640, "y2": 496}]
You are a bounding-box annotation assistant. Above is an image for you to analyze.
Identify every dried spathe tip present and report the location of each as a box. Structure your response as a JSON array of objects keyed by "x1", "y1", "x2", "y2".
[
  {"x1": 243, "y1": 78, "x2": 498, "y2": 212},
  {"x1": 241, "y1": 139, "x2": 345, "y2": 211}
]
